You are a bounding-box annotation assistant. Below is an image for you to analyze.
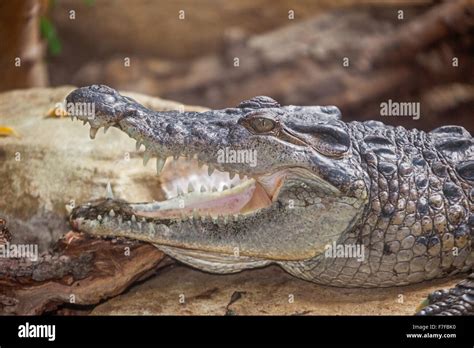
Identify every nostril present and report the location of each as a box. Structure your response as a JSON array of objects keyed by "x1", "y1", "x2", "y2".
[
  {"x1": 89, "y1": 84, "x2": 115, "y2": 94},
  {"x1": 321, "y1": 105, "x2": 341, "y2": 116},
  {"x1": 103, "y1": 94, "x2": 116, "y2": 103}
]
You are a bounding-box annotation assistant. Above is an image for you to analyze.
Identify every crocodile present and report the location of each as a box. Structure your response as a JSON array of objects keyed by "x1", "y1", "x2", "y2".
[{"x1": 66, "y1": 85, "x2": 474, "y2": 315}]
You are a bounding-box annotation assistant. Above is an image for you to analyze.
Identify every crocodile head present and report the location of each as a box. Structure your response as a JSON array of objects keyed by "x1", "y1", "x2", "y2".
[{"x1": 67, "y1": 85, "x2": 369, "y2": 272}]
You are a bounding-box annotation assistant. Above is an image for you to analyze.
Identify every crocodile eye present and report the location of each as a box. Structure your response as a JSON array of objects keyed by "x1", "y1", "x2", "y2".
[
  {"x1": 250, "y1": 117, "x2": 276, "y2": 133},
  {"x1": 239, "y1": 110, "x2": 280, "y2": 134}
]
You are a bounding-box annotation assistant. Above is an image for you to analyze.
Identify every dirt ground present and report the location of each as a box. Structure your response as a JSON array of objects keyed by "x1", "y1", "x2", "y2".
[{"x1": 92, "y1": 263, "x2": 464, "y2": 315}]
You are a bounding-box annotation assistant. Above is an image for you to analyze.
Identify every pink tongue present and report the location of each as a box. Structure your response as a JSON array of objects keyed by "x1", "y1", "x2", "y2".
[{"x1": 134, "y1": 184, "x2": 256, "y2": 219}]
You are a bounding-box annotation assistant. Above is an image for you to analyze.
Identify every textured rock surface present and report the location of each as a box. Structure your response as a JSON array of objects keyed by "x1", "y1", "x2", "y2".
[{"x1": 91, "y1": 264, "x2": 462, "y2": 315}]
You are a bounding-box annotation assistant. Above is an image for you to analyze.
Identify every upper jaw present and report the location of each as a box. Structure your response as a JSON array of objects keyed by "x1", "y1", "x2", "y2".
[
  {"x1": 67, "y1": 87, "x2": 281, "y2": 179},
  {"x1": 65, "y1": 87, "x2": 358, "y2": 203}
]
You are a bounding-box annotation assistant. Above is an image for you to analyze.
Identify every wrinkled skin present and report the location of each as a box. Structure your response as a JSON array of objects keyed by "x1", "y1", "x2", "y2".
[{"x1": 67, "y1": 85, "x2": 474, "y2": 315}]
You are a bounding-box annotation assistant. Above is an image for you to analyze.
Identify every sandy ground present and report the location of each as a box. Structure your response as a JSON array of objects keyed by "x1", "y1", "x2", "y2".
[{"x1": 92, "y1": 263, "x2": 464, "y2": 315}]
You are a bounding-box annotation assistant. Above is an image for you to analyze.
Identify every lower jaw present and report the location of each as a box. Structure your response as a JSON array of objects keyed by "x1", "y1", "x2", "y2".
[
  {"x1": 130, "y1": 178, "x2": 274, "y2": 220},
  {"x1": 127, "y1": 158, "x2": 287, "y2": 221}
]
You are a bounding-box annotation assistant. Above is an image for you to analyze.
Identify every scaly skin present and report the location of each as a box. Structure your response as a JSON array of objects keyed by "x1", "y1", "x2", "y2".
[{"x1": 66, "y1": 85, "x2": 473, "y2": 315}]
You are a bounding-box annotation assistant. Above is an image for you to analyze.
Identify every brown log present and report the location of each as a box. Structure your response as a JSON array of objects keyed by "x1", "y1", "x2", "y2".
[
  {"x1": 0, "y1": 232, "x2": 164, "y2": 315},
  {"x1": 358, "y1": 0, "x2": 474, "y2": 69}
]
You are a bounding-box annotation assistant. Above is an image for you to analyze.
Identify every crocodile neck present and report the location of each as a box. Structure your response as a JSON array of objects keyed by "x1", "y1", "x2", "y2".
[{"x1": 281, "y1": 122, "x2": 472, "y2": 287}]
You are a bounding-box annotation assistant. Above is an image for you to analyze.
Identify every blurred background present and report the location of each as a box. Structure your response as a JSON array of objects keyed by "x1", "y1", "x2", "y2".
[{"x1": 1, "y1": 0, "x2": 473, "y2": 131}]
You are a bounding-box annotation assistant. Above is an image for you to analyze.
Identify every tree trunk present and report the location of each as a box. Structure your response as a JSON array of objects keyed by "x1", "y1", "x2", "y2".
[{"x1": 0, "y1": 0, "x2": 48, "y2": 92}]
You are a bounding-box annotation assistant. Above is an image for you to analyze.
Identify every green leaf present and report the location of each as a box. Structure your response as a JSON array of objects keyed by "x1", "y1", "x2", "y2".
[{"x1": 40, "y1": 16, "x2": 62, "y2": 56}]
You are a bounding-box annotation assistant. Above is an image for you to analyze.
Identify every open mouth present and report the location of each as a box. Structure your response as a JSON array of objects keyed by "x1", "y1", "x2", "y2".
[
  {"x1": 129, "y1": 155, "x2": 283, "y2": 221},
  {"x1": 69, "y1": 113, "x2": 289, "y2": 223},
  {"x1": 66, "y1": 87, "x2": 348, "y2": 228}
]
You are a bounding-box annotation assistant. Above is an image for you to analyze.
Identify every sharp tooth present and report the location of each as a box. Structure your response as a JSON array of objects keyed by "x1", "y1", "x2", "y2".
[
  {"x1": 127, "y1": 220, "x2": 131, "y2": 226},
  {"x1": 187, "y1": 182, "x2": 195, "y2": 193},
  {"x1": 104, "y1": 126, "x2": 110, "y2": 134},
  {"x1": 118, "y1": 215, "x2": 122, "y2": 224},
  {"x1": 217, "y1": 215, "x2": 226, "y2": 225},
  {"x1": 233, "y1": 214, "x2": 239, "y2": 222},
  {"x1": 65, "y1": 204, "x2": 73, "y2": 214},
  {"x1": 136, "y1": 140, "x2": 142, "y2": 151},
  {"x1": 156, "y1": 157, "x2": 166, "y2": 175},
  {"x1": 200, "y1": 186, "x2": 207, "y2": 193},
  {"x1": 173, "y1": 153, "x2": 179, "y2": 160},
  {"x1": 212, "y1": 216, "x2": 218, "y2": 224},
  {"x1": 229, "y1": 172, "x2": 236, "y2": 180},
  {"x1": 131, "y1": 214, "x2": 136, "y2": 222},
  {"x1": 208, "y1": 165, "x2": 215, "y2": 176},
  {"x1": 137, "y1": 222, "x2": 142, "y2": 230},
  {"x1": 212, "y1": 186, "x2": 218, "y2": 192},
  {"x1": 89, "y1": 127, "x2": 99, "y2": 139},
  {"x1": 148, "y1": 223, "x2": 155, "y2": 233},
  {"x1": 97, "y1": 214, "x2": 102, "y2": 221},
  {"x1": 109, "y1": 209, "x2": 115, "y2": 217},
  {"x1": 177, "y1": 186, "x2": 184, "y2": 196},
  {"x1": 105, "y1": 182, "x2": 115, "y2": 199},
  {"x1": 143, "y1": 151, "x2": 151, "y2": 166}
]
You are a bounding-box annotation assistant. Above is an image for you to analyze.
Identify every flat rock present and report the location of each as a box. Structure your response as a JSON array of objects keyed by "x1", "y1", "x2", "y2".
[{"x1": 91, "y1": 264, "x2": 463, "y2": 315}]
